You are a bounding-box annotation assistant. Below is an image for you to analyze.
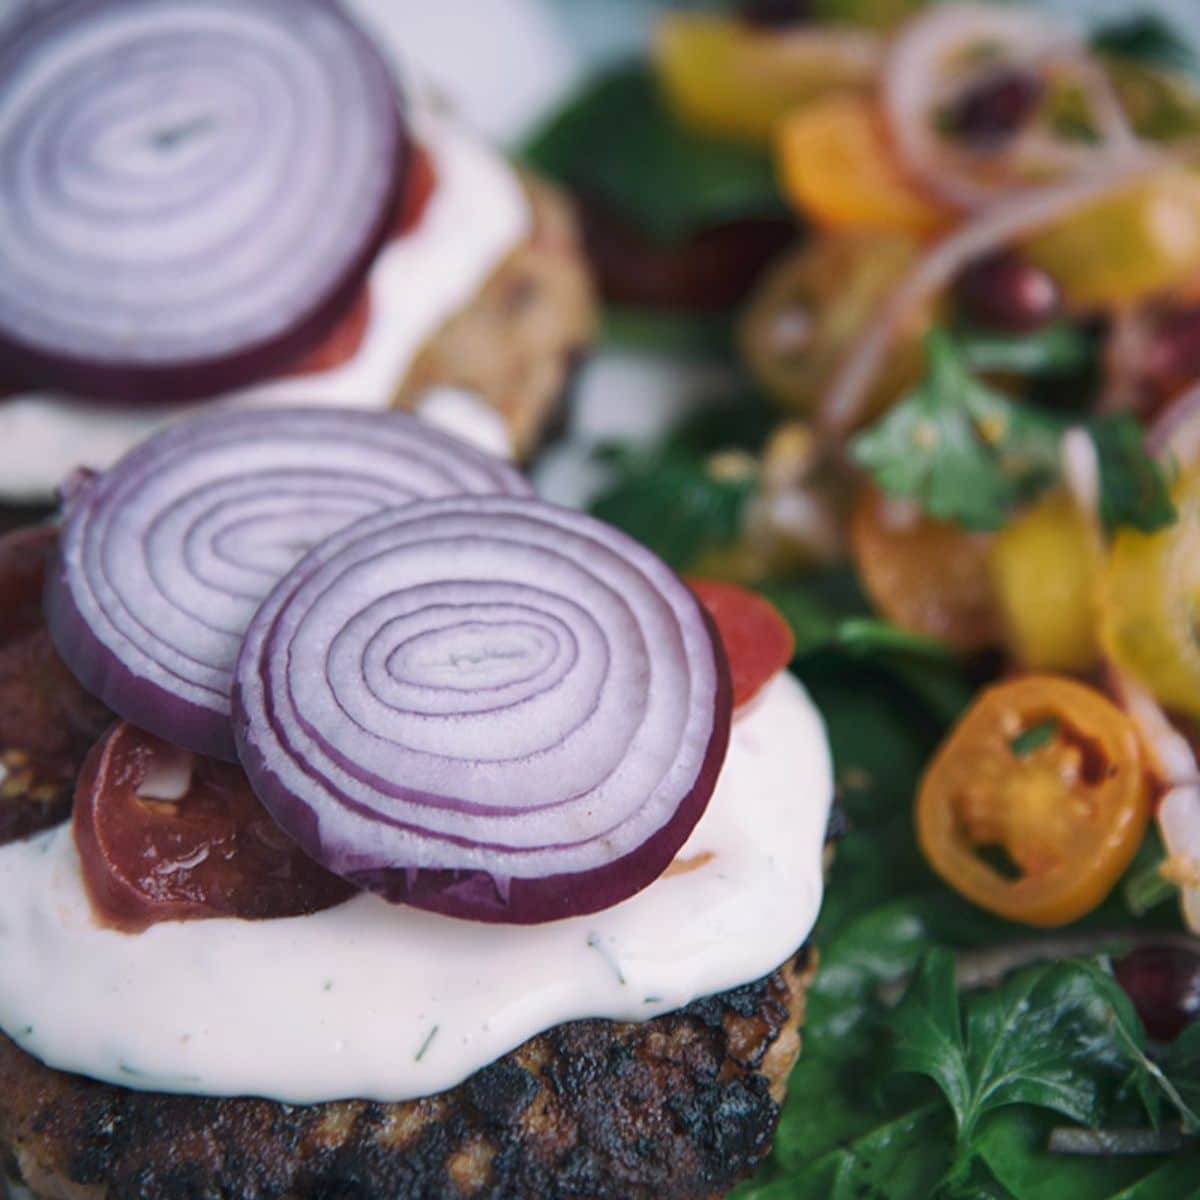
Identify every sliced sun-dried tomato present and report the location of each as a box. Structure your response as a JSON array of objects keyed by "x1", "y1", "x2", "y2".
[
  {"x1": 287, "y1": 144, "x2": 439, "y2": 378},
  {"x1": 74, "y1": 722, "x2": 357, "y2": 932}
]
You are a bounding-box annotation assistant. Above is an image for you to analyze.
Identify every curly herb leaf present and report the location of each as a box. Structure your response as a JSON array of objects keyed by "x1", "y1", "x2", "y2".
[
  {"x1": 852, "y1": 332, "x2": 1176, "y2": 535},
  {"x1": 851, "y1": 332, "x2": 1061, "y2": 531},
  {"x1": 893, "y1": 949, "x2": 1200, "y2": 1151}
]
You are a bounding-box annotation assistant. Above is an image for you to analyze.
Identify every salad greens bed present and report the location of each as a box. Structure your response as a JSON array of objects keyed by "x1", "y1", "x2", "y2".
[
  {"x1": 734, "y1": 655, "x2": 1199, "y2": 1199},
  {"x1": 592, "y1": 391, "x2": 1198, "y2": 1194},
  {"x1": 527, "y1": 4, "x2": 1200, "y2": 1195}
]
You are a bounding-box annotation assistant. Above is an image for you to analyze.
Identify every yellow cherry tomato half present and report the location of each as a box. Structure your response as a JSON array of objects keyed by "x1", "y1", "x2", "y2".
[
  {"x1": 1023, "y1": 168, "x2": 1200, "y2": 309},
  {"x1": 1101, "y1": 467, "x2": 1200, "y2": 720},
  {"x1": 655, "y1": 13, "x2": 879, "y2": 145},
  {"x1": 775, "y1": 93, "x2": 953, "y2": 236},
  {"x1": 851, "y1": 485, "x2": 1003, "y2": 653},
  {"x1": 741, "y1": 232, "x2": 927, "y2": 418},
  {"x1": 918, "y1": 676, "x2": 1151, "y2": 927},
  {"x1": 989, "y1": 493, "x2": 1102, "y2": 673}
]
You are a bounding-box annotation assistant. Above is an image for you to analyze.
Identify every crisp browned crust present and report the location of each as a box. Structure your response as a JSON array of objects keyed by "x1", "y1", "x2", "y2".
[
  {"x1": 0, "y1": 950, "x2": 812, "y2": 1200},
  {"x1": 393, "y1": 174, "x2": 597, "y2": 460}
]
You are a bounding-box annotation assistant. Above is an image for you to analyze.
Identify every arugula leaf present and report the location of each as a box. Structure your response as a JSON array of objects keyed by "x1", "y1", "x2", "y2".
[
  {"x1": 589, "y1": 444, "x2": 754, "y2": 570},
  {"x1": 524, "y1": 63, "x2": 787, "y2": 244},
  {"x1": 1091, "y1": 16, "x2": 1197, "y2": 76},
  {"x1": 851, "y1": 332, "x2": 1061, "y2": 531},
  {"x1": 1090, "y1": 415, "x2": 1177, "y2": 535}
]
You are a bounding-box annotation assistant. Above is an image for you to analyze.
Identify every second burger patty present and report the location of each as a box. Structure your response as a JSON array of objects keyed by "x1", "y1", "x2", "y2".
[{"x1": 394, "y1": 175, "x2": 597, "y2": 463}]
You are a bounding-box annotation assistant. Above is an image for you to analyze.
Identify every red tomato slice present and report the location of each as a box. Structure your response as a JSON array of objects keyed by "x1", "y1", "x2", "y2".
[
  {"x1": 394, "y1": 142, "x2": 438, "y2": 236},
  {"x1": 287, "y1": 143, "x2": 438, "y2": 378},
  {"x1": 688, "y1": 579, "x2": 795, "y2": 708},
  {"x1": 0, "y1": 526, "x2": 111, "y2": 845},
  {"x1": 74, "y1": 723, "x2": 355, "y2": 932}
]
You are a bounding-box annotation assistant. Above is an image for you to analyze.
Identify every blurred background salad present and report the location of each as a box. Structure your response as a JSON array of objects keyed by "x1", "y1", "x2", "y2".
[{"x1": 516, "y1": 2, "x2": 1200, "y2": 1196}]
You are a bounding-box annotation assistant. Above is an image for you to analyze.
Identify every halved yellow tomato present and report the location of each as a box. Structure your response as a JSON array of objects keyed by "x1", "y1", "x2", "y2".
[
  {"x1": 775, "y1": 93, "x2": 953, "y2": 235},
  {"x1": 989, "y1": 493, "x2": 1102, "y2": 673},
  {"x1": 1024, "y1": 168, "x2": 1200, "y2": 309},
  {"x1": 1101, "y1": 466, "x2": 1200, "y2": 720},
  {"x1": 851, "y1": 485, "x2": 1002, "y2": 653},
  {"x1": 655, "y1": 13, "x2": 878, "y2": 145},
  {"x1": 918, "y1": 676, "x2": 1151, "y2": 926},
  {"x1": 740, "y1": 232, "x2": 927, "y2": 417}
]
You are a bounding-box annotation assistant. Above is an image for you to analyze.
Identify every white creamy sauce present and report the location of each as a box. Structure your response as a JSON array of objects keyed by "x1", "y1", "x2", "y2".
[
  {"x1": 0, "y1": 672, "x2": 831, "y2": 1106},
  {"x1": 417, "y1": 386, "x2": 515, "y2": 462},
  {"x1": 0, "y1": 104, "x2": 528, "y2": 499}
]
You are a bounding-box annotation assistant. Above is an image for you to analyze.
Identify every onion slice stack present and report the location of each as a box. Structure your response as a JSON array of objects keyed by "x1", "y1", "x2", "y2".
[
  {"x1": 233, "y1": 497, "x2": 732, "y2": 924},
  {"x1": 0, "y1": 0, "x2": 406, "y2": 400},
  {"x1": 46, "y1": 409, "x2": 530, "y2": 762}
]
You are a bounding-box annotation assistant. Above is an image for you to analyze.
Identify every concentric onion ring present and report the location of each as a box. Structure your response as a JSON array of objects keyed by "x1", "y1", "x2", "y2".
[
  {"x1": 233, "y1": 497, "x2": 733, "y2": 924},
  {"x1": 46, "y1": 409, "x2": 530, "y2": 761},
  {"x1": 0, "y1": 0, "x2": 406, "y2": 400}
]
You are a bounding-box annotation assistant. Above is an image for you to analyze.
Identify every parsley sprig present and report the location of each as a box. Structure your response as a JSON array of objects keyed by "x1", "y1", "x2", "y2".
[{"x1": 851, "y1": 331, "x2": 1176, "y2": 535}]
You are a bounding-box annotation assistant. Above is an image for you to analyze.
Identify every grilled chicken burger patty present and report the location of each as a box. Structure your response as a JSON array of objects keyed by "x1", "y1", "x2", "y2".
[{"x1": 0, "y1": 949, "x2": 811, "y2": 1200}]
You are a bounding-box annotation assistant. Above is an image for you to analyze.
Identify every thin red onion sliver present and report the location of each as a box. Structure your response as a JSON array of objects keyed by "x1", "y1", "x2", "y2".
[
  {"x1": 882, "y1": 3, "x2": 1073, "y2": 211},
  {"x1": 1148, "y1": 381, "x2": 1200, "y2": 465},
  {"x1": 0, "y1": 0, "x2": 406, "y2": 401},
  {"x1": 233, "y1": 497, "x2": 733, "y2": 925},
  {"x1": 820, "y1": 160, "x2": 1165, "y2": 439},
  {"x1": 46, "y1": 408, "x2": 530, "y2": 762}
]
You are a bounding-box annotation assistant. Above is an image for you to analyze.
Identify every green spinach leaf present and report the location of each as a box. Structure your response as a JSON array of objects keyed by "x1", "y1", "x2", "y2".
[
  {"x1": 589, "y1": 443, "x2": 754, "y2": 570},
  {"x1": 893, "y1": 949, "x2": 1199, "y2": 1151},
  {"x1": 1091, "y1": 414, "x2": 1177, "y2": 535},
  {"x1": 524, "y1": 63, "x2": 787, "y2": 244},
  {"x1": 1091, "y1": 16, "x2": 1197, "y2": 75}
]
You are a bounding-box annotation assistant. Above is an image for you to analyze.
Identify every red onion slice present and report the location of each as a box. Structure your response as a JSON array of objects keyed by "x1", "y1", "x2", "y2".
[
  {"x1": 46, "y1": 408, "x2": 530, "y2": 762},
  {"x1": 882, "y1": 5, "x2": 1075, "y2": 210},
  {"x1": 1149, "y1": 381, "x2": 1200, "y2": 466},
  {"x1": 233, "y1": 497, "x2": 732, "y2": 925},
  {"x1": 0, "y1": 0, "x2": 406, "y2": 401},
  {"x1": 881, "y1": 4, "x2": 1144, "y2": 212},
  {"x1": 820, "y1": 160, "x2": 1164, "y2": 439}
]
